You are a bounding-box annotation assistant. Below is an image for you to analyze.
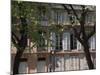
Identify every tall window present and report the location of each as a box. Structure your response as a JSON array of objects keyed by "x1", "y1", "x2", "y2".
[
  {"x1": 50, "y1": 32, "x2": 56, "y2": 50},
  {"x1": 50, "y1": 32, "x2": 62, "y2": 51},
  {"x1": 54, "y1": 11, "x2": 62, "y2": 24},
  {"x1": 51, "y1": 32, "x2": 78, "y2": 51},
  {"x1": 38, "y1": 6, "x2": 48, "y2": 26},
  {"x1": 62, "y1": 32, "x2": 70, "y2": 50},
  {"x1": 56, "y1": 34, "x2": 62, "y2": 50},
  {"x1": 18, "y1": 58, "x2": 28, "y2": 74},
  {"x1": 89, "y1": 34, "x2": 96, "y2": 50},
  {"x1": 55, "y1": 56, "x2": 64, "y2": 71},
  {"x1": 85, "y1": 12, "x2": 95, "y2": 25},
  {"x1": 70, "y1": 34, "x2": 77, "y2": 50},
  {"x1": 53, "y1": 10, "x2": 67, "y2": 25},
  {"x1": 77, "y1": 40, "x2": 83, "y2": 50},
  {"x1": 37, "y1": 31, "x2": 46, "y2": 50},
  {"x1": 37, "y1": 58, "x2": 46, "y2": 72}
]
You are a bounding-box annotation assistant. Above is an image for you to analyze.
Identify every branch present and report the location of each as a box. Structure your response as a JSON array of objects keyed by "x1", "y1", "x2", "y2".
[
  {"x1": 62, "y1": 4, "x2": 82, "y2": 36},
  {"x1": 69, "y1": 5, "x2": 80, "y2": 22},
  {"x1": 62, "y1": 4, "x2": 70, "y2": 14},
  {"x1": 12, "y1": 32, "x2": 20, "y2": 43},
  {"x1": 12, "y1": 35, "x2": 19, "y2": 48},
  {"x1": 81, "y1": 5, "x2": 89, "y2": 15},
  {"x1": 72, "y1": 26, "x2": 84, "y2": 45}
]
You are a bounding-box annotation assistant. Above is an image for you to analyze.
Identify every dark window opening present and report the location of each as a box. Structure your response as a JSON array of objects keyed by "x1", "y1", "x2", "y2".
[
  {"x1": 19, "y1": 58, "x2": 27, "y2": 62},
  {"x1": 70, "y1": 34, "x2": 77, "y2": 50},
  {"x1": 38, "y1": 58, "x2": 46, "y2": 61},
  {"x1": 56, "y1": 34, "x2": 62, "y2": 50}
]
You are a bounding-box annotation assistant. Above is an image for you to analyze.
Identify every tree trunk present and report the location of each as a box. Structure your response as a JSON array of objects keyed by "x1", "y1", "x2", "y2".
[
  {"x1": 13, "y1": 49, "x2": 24, "y2": 75},
  {"x1": 83, "y1": 42, "x2": 94, "y2": 69},
  {"x1": 12, "y1": 17, "x2": 27, "y2": 75}
]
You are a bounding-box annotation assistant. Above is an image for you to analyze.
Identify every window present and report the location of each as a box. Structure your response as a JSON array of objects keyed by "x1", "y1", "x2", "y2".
[
  {"x1": 89, "y1": 34, "x2": 96, "y2": 50},
  {"x1": 50, "y1": 32, "x2": 62, "y2": 51},
  {"x1": 40, "y1": 12, "x2": 48, "y2": 26},
  {"x1": 37, "y1": 31, "x2": 47, "y2": 50},
  {"x1": 63, "y1": 12, "x2": 69, "y2": 25},
  {"x1": 85, "y1": 12, "x2": 95, "y2": 25},
  {"x1": 64, "y1": 55, "x2": 70, "y2": 71},
  {"x1": 54, "y1": 11, "x2": 60, "y2": 24},
  {"x1": 64, "y1": 55, "x2": 79, "y2": 71},
  {"x1": 51, "y1": 32, "x2": 79, "y2": 51},
  {"x1": 53, "y1": 10, "x2": 65, "y2": 25},
  {"x1": 70, "y1": 34, "x2": 77, "y2": 50},
  {"x1": 77, "y1": 40, "x2": 83, "y2": 50},
  {"x1": 52, "y1": 10, "x2": 70, "y2": 25},
  {"x1": 37, "y1": 58, "x2": 46, "y2": 72},
  {"x1": 62, "y1": 32, "x2": 70, "y2": 50},
  {"x1": 50, "y1": 32, "x2": 56, "y2": 50},
  {"x1": 56, "y1": 34, "x2": 62, "y2": 50},
  {"x1": 18, "y1": 58, "x2": 28, "y2": 74},
  {"x1": 71, "y1": 56, "x2": 79, "y2": 70},
  {"x1": 80, "y1": 56, "x2": 88, "y2": 70},
  {"x1": 55, "y1": 56, "x2": 64, "y2": 71},
  {"x1": 38, "y1": 7, "x2": 48, "y2": 26},
  {"x1": 38, "y1": 31, "x2": 45, "y2": 47}
]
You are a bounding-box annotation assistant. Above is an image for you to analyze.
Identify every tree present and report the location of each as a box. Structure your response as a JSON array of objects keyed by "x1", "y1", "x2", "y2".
[
  {"x1": 12, "y1": 2, "x2": 27, "y2": 75},
  {"x1": 12, "y1": 0, "x2": 53, "y2": 74},
  {"x1": 61, "y1": 4, "x2": 96, "y2": 69},
  {"x1": 11, "y1": 1, "x2": 48, "y2": 74}
]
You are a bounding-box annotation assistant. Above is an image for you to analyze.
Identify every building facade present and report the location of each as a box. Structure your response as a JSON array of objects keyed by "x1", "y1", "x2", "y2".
[{"x1": 11, "y1": 2, "x2": 96, "y2": 74}]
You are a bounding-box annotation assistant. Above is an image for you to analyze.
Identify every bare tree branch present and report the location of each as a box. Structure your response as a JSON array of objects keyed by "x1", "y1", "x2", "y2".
[
  {"x1": 72, "y1": 26, "x2": 84, "y2": 45},
  {"x1": 62, "y1": 4, "x2": 81, "y2": 36},
  {"x1": 12, "y1": 35, "x2": 19, "y2": 48},
  {"x1": 12, "y1": 32, "x2": 20, "y2": 43},
  {"x1": 81, "y1": 5, "x2": 89, "y2": 15},
  {"x1": 62, "y1": 4, "x2": 70, "y2": 14},
  {"x1": 69, "y1": 4, "x2": 80, "y2": 22}
]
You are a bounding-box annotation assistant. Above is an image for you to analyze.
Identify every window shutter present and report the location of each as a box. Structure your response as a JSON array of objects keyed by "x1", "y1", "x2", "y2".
[{"x1": 62, "y1": 32, "x2": 70, "y2": 50}]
